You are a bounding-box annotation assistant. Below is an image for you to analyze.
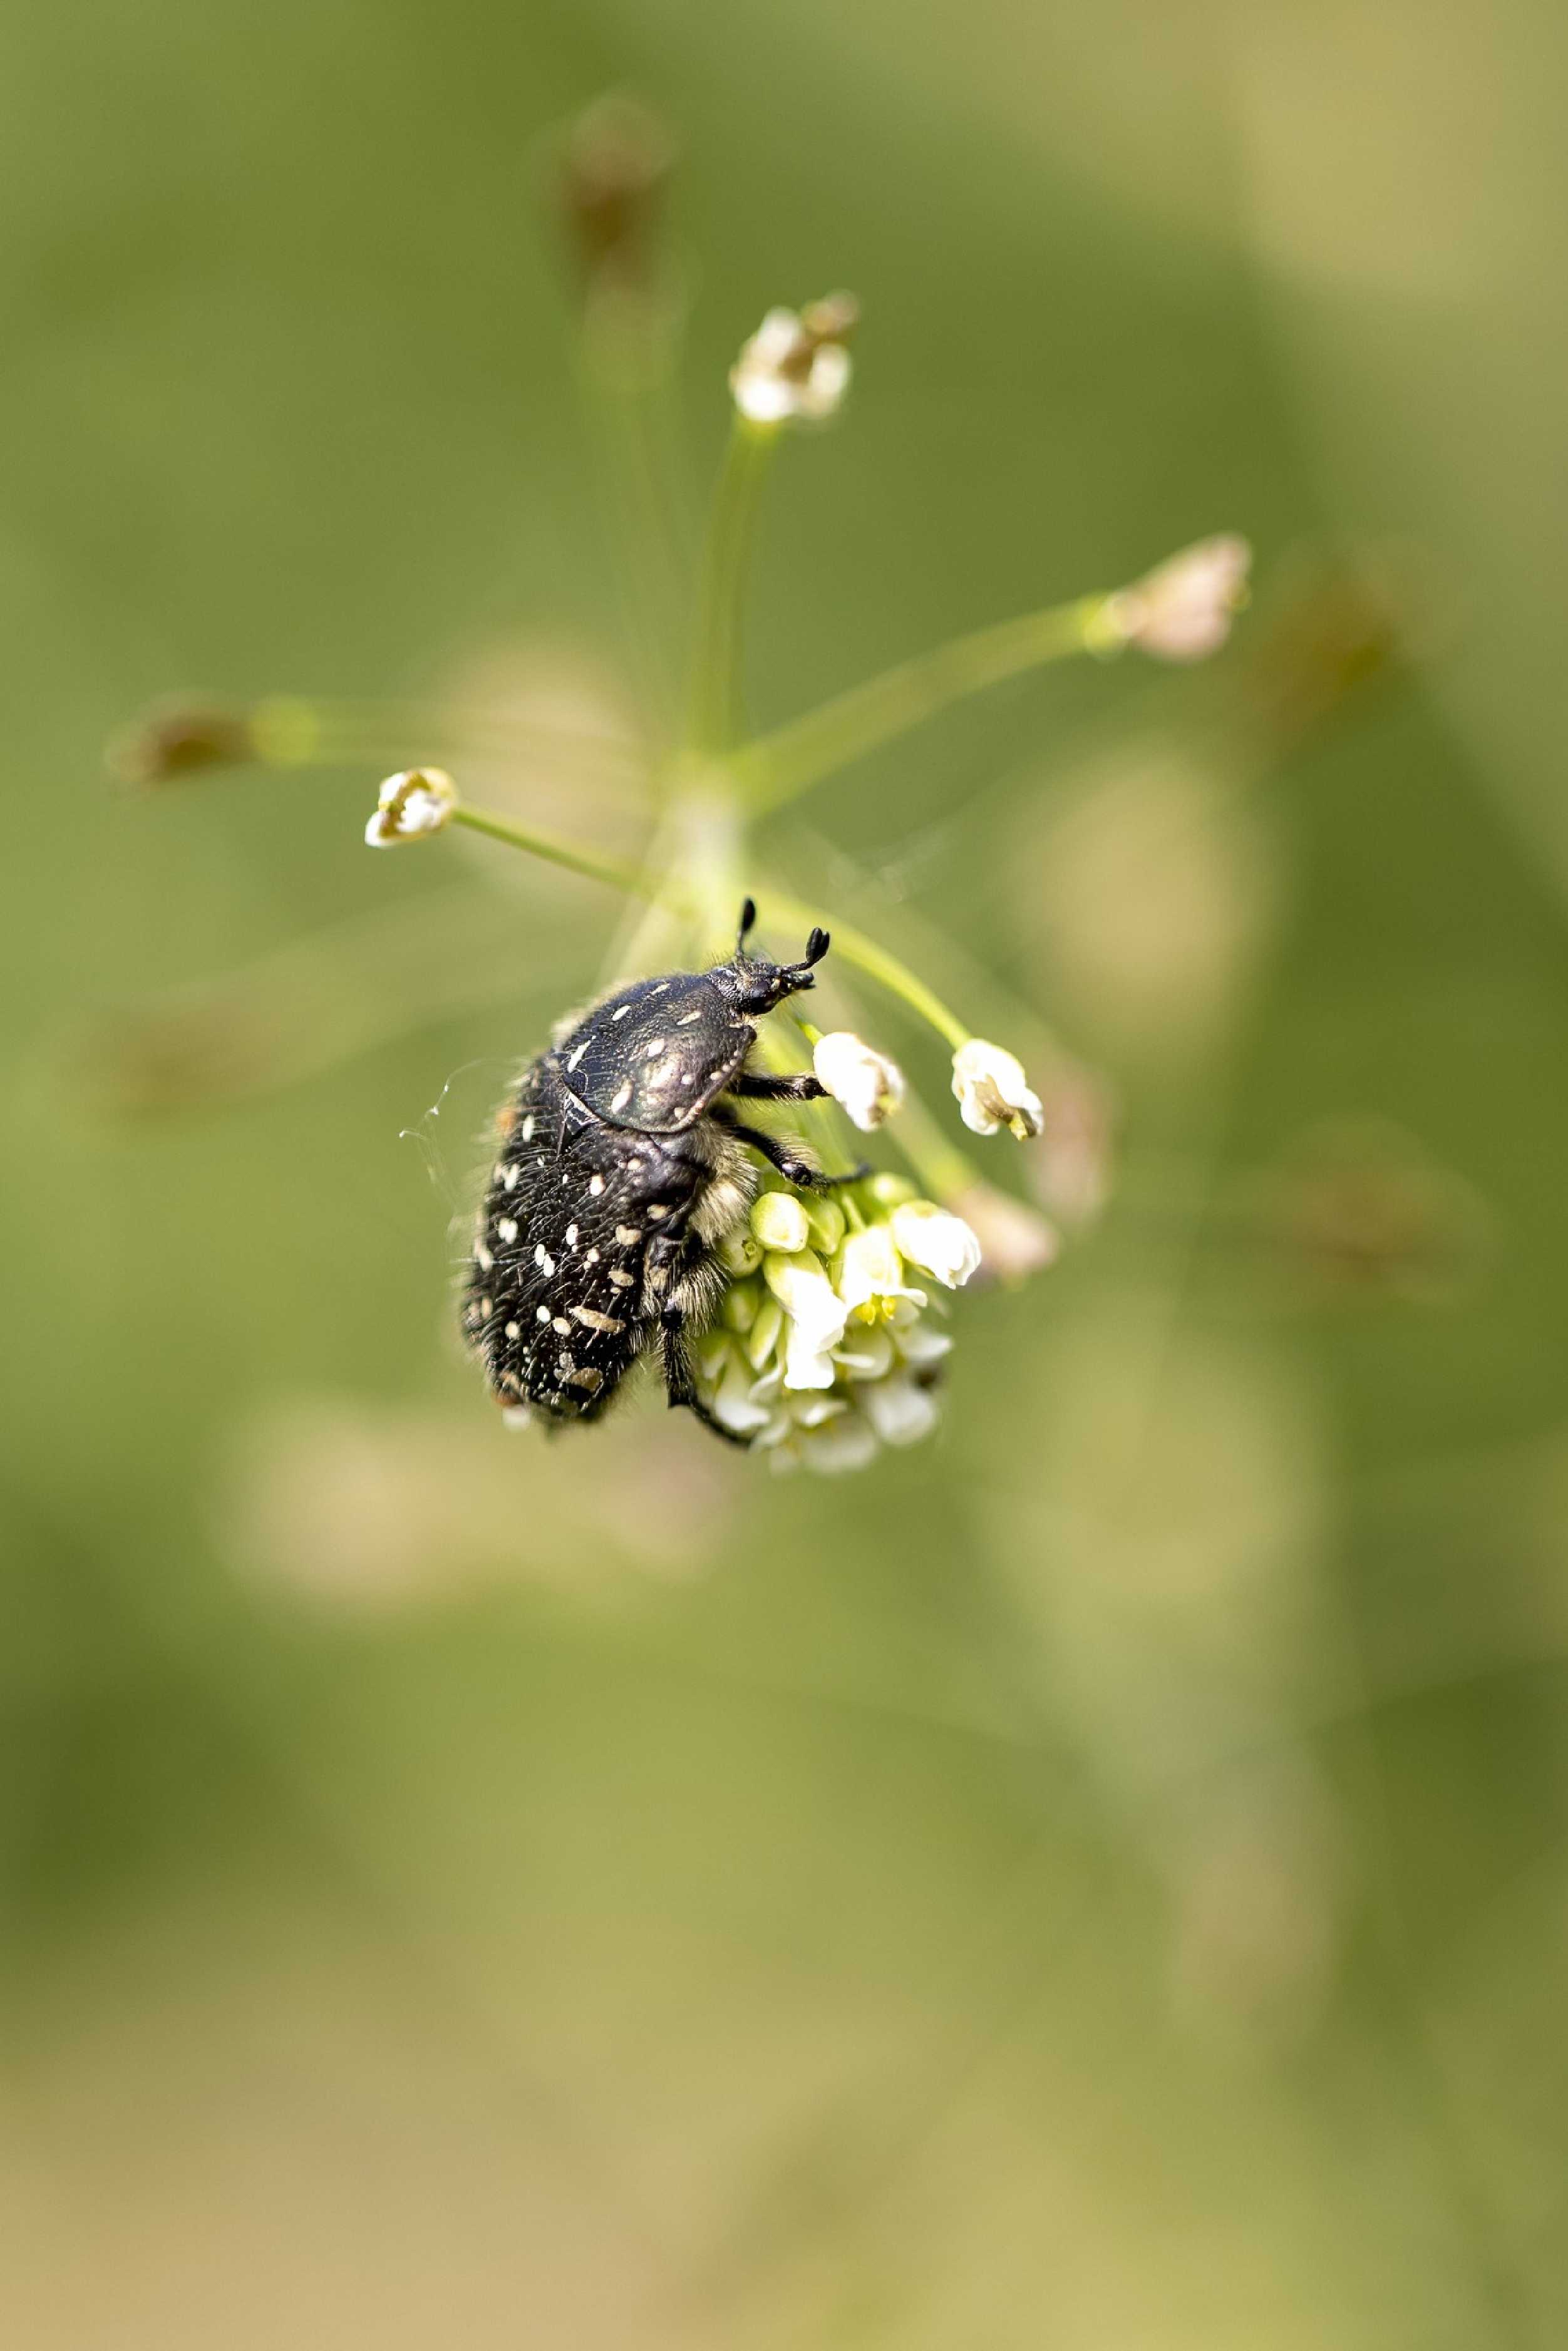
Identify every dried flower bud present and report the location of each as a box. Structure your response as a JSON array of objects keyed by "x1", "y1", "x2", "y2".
[
  {"x1": 108, "y1": 701, "x2": 256, "y2": 787},
  {"x1": 555, "y1": 91, "x2": 675, "y2": 297},
  {"x1": 951, "y1": 1038, "x2": 1044, "y2": 1140},
  {"x1": 1107, "y1": 535, "x2": 1252, "y2": 663},
  {"x1": 364, "y1": 767, "x2": 457, "y2": 848},
  {"x1": 812, "y1": 1030, "x2": 905, "y2": 1130},
  {"x1": 730, "y1": 294, "x2": 859, "y2": 427},
  {"x1": 948, "y1": 1182, "x2": 1060, "y2": 1283}
]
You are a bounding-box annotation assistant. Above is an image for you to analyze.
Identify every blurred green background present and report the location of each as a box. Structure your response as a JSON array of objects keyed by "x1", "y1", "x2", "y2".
[{"x1": 5, "y1": 1, "x2": 1568, "y2": 2343}]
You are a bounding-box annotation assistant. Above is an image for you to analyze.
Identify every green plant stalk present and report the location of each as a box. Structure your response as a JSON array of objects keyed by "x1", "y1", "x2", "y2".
[
  {"x1": 756, "y1": 889, "x2": 970, "y2": 1051},
  {"x1": 442, "y1": 800, "x2": 979, "y2": 1058},
  {"x1": 446, "y1": 804, "x2": 647, "y2": 896},
  {"x1": 733, "y1": 592, "x2": 1122, "y2": 812},
  {"x1": 686, "y1": 418, "x2": 778, "y2": 756}
]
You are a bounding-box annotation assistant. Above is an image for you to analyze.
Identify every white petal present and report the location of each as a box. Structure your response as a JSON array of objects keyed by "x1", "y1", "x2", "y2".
[
  {"x1": 800, "y1": 1417, "x2": 880, "y2": 1474},
  {"x1": 889, "y1": 1204, "x2": 982, "y2": 1288},
  {"x1": 859, "y1": 1374, "x2": 941, "y2": 1448}
]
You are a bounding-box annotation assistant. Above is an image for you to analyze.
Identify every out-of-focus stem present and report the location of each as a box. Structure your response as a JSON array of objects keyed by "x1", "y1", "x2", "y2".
[
  {"x1": 686, "y1": 418, "x2": 778, "y2": 756},
  {"x1": 733, "y1": 592, "x2": 1122, "y2": 812}
]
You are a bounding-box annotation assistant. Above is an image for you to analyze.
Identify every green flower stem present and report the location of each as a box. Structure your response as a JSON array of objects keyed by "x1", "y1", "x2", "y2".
[
  {"x1": 577, "y1": 305, "x2": 693, "y2": 744},
  {"x1": 446, "y1": 803, "x2": 648, "y2": 897},
  {"x1": 756, "y1": 890, "x2": 970, "y2": 1052},
  {"x1": 443, "y1": 805, "x2": 977, "y2": 1067},
  {"x1": 686, "y1": 417, "x2": 779, "y2": 757},
  {"x1": 246, "y1": 697, "x2": 647, "y2": 789},
  {"x1": 732, "y1": 592, "x2": 1122, "y2": 813}
]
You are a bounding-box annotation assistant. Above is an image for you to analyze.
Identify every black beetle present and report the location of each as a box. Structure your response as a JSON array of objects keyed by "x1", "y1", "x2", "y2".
[{"x1": 462, "y1": 900, "x2": 854, "y2": 1444}]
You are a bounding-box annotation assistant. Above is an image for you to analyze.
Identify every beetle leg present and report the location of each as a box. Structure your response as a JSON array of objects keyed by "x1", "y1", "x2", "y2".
[
  {"x1": 658, "y1": 1302, "x2": 753, "y2": 1447},
  {"x1": 726, "y1": 1071, "x2": 829, "y2": 1103},
  {"x1": 708, "y1": 1105, "x2": 866, "y2": 1191}
]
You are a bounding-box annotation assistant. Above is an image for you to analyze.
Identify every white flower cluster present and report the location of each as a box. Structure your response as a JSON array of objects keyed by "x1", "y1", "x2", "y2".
[{"x1": 693, "y1": 1176, "x2": 980, "y2": 1472}]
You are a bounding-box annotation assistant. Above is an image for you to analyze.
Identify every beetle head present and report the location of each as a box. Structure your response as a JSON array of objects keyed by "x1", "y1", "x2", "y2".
[{"x1": 710, "y1": 896, "x2": 830, "y2": 1014}]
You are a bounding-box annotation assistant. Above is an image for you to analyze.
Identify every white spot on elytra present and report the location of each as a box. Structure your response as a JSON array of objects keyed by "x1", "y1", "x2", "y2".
[
  {"x1": 475, "y1": 1243, "x2": 493, "y2": 1272},
  {"x1": 647, "y1": 1204, "x2": 669, "y2": 1221},
  {"x1": 612, "y1": 1005, "x2": 632, "y2": 1021},
  {"x1": 479, "y1": 1297, "x2": 493, "y2": 1319},
  {"x1": 504, "y1": 1320, "x2": 521, "y2": 1340},
  {"x1": 567, "y1": 1041, "x2": 587, "y2": 1070},
  {"x1": 571, "y1": 1306, "x2": 625, "y2": 1333},
  {"x1": 611, "y1": 1080, "x2": 633, "y2": 1112},
  {"x1": 565, "y1": 1224, "x2": 578, "y2": 1247},
  {"x1": 676, "y1": 1009, "x2": 702, "y2": 1025},
  {"x1": 609, "y1": 1268, "x2": 634, "y2": 1289},
  {"x1": 588, "y1": 1174, "x2": 604, "y2": 1197},
  {"x1": 499, "y1": 1163, "x2": 520, "y2": 1191},
  {"x1": 552, "y1": 1316, "x2": 572, "y2": 1335},
  {"x1": 645, "y1": 1037, "x2": 667, "y2": 1058},
  {"x1": 495, "y1": 1217, "x2": 517, "y2": 1246},
  {"x1": 534, "y1": 1245, "x2": 555, "y2": 1275},
  {"x1": 520, "y1": 1115, "x2": 535, "y2": 1142},
  {"x1": 615, "y1": 1225, "x2": 641, "y2": 1246},
  {"x1": 584, "y1": 1247, "x2": 600, "y2": 1266},
  {"x1": 535, "y1": 1306, "x2": 551, "y2": 1323}
]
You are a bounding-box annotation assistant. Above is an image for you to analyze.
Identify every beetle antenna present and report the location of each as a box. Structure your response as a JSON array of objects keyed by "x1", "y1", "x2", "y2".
[
  {"x1": 736, "y1": 897, "x2": 758, "y2": 954},
  {"x1": 803, "y1": 926, "x2": 830, "y2": 968}
]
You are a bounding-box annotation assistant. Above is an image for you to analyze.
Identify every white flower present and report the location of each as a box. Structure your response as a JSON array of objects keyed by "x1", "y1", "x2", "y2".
[
  {"x1": 948, "y1": 1182, "x2": 1060, "y2": 1281},
  {"x1": 364, "y1": 766, "x2": 457, "y2": 847},
  {"x1": 951, "y1": 1038, "x2": 1044, "y2": 1140},
  {"x1": 859, "y1": 1374, "x2": 941, "y2": 1449},
  {"x1": 1106, "y1": 535, "x2": 1252, "y2": 663},
  {"x1": 812, "y1": 1031, "x2": 905, "y2": 1131},
  {"x1": 836, "y1": 1224, "x2": 923, "y2": 1317},
  {"x1": 730, "y1": 294, "x2": 857, "y2": 427},
  {"x1": 798, "y1": 1416, "x2": 880, "y2": 1474},
  {"x1": 763, "y1": 1249, "x2": 849, "y2": 1388},
  {"x1": 750, "y1": 1190, "x2": 810, "y2": 1253},
  {"x1": 889, "y1": 1203, "x2": 982, "y2": 1289}
]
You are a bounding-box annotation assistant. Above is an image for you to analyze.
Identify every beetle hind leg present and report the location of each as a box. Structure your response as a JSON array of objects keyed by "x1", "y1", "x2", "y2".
[{"x1": 658, "y1": 1301, "x2": 753, "y2": 1449}]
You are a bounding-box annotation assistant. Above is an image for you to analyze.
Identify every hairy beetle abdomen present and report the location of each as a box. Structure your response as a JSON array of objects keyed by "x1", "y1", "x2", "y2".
[{"x1": 464, "y1": 1056, "x2": 708, "y2": 1422}]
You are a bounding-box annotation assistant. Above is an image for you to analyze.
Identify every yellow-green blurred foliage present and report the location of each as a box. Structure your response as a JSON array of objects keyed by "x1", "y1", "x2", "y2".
[{"x1": 4, "y1": 2, "x2": 1568, "y2": 2344}]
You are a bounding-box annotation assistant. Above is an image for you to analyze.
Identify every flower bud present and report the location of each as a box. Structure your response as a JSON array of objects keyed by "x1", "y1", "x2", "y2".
[
  {"x1": 889, "y1": 1203, "x2": 982, "y2": 1289},
  {"x1": 951, "y1": 1039, "x2": 1044, "y2": 1140},
  {"x1": 812, "y1": 1030, "x2": 905, "y2": 1130},
  {"x1": 750, "y1": 1190, "x2": 810, "y2": 1253},
  {"x1": 803, "y1": 1194, "x2": 847, "y2": 1258},
  {"x1": 109, "y1": 701, "x2": 255, "y2": 787},
  {"x1": 364, "y1": 767, "x2": 457, "y2": 847},
  {"x1": 1106, "y1": 535, "x2": 1252, "y2": 663},
  {"x1": 717, "y1": 1225, "x2": 764, "y2": 1276}
]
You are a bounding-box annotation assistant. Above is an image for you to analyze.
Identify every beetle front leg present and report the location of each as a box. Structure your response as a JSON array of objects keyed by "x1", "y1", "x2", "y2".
[
  {"x1": 708, "y1": 1105, "x2": 867, "y2": 1191},
  {"x1": 726, "y1": 1070, "x2": 828, "y2": 1103}
]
